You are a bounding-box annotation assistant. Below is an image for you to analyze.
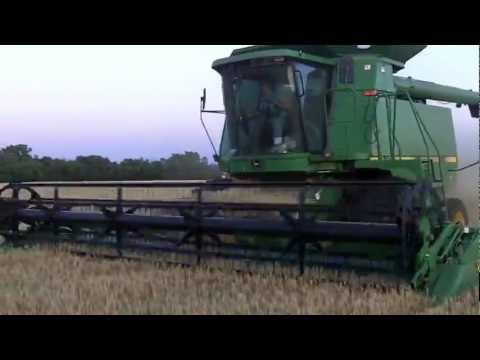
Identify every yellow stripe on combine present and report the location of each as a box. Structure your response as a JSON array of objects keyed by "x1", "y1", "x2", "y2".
[{"x1": 369, "y1": 156, "x2": 458, "y2": 163}]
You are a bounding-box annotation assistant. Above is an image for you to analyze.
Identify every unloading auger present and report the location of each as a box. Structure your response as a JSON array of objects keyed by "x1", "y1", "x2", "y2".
[{"x1": 0, "y1": 45, "x2": 478, "y2": 302}]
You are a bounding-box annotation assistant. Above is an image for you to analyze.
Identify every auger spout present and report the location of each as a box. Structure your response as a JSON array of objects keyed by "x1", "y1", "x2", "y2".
[{"x1": 394, "y1": 76, "x2": 480, "y2": 106}]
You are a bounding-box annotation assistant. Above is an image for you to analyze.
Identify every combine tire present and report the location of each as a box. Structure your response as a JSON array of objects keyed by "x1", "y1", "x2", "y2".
[{"x1": 446, "y1": 198, "x2": 468, "y2": 226}]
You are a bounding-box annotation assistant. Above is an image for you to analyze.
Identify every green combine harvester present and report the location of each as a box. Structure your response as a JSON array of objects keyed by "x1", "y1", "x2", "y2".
[{"x1": 0, "y1": 45, "x2": 478, "y2": 302}]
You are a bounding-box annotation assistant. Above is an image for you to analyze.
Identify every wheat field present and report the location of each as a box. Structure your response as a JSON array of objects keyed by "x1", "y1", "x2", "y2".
[
  {"x1": 0, "y1": 183, "x2": 477, "y2": 315},
  {"x1": 0, "y1": 246, "x2": 477, "y2": 315}
]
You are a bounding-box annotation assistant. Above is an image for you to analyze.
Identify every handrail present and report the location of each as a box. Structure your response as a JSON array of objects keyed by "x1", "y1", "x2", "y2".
[{"x1": 403, "y1": 90, "x2": 446, "y2": 204}]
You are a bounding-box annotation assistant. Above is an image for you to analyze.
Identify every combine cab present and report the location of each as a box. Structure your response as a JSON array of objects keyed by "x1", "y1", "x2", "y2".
[{"x1": 0, "y1": 45, "x2": 478, "y2": 302}]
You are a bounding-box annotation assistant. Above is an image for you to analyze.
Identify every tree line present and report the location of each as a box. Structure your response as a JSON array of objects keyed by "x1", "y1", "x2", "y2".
[{"x1": 0, "y1": 145, "x2": 221, "y2": 182}]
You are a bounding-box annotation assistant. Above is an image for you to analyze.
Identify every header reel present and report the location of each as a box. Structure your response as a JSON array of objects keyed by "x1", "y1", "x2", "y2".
[{"x1": 0, "y1": 177, "x2": 474, "y2": 302}]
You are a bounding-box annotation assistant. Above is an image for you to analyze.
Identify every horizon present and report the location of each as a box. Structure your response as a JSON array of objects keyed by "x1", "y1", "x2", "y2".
[{"x1": 0, "y1": 143, "x2": 212, "y2": 163}]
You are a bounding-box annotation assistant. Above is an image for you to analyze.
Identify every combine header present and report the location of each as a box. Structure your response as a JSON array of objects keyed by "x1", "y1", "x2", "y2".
[{"x1": 0, "y1": 45, "x2": 478, "y2": 302}]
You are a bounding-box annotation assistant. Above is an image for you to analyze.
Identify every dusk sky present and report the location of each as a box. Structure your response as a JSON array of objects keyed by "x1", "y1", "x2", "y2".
[{"x1": 0, "y1": 45, "x2": 477, "y2": 166}]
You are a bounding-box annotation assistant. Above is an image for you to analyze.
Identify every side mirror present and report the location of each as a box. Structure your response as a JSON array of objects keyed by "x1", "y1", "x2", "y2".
[
  {"x1": 294, "y1": 70, "x2": 305, "y2": 97},
  {"x1": 200, "y1": 88, "x2": 207, "y2": 111},
  {"x1": 469, "y1": 104, "x2": 479, "y2": 118},
  {"x1": 213, "y1": 154, "x2": 220, "y2": 163}
]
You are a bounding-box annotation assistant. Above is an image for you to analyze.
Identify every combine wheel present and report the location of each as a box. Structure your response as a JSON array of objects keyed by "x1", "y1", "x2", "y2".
[{"x1": 446, "y1": 198, "x2": 468, "y2": 226}]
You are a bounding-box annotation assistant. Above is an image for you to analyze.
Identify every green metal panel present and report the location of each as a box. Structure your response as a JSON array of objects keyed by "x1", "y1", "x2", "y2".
[
  {"x1": 329, "y1": 123, "x2": 350, "y2": 159},
  {"x1": 351, "y1": 56, "x2": 382, "y2": 90},
  {"x1": 223, "y1": 153, "x2": 344, "y2": 176},
  {"x1": 375, "y1": 100, "x2": 457, "y2": 158},
  {"x1": 374, "y1": 63, "x2": 395, "y2": 91},
  {"x1": 325, "y1": 56, "x2": 405, "y2": 161},
  {"x1": 337, "y1": 56, "x2": 395, "y2": 91},
  {"x1": 225, "y1": 153, "x2": 312, "y2": 174}
]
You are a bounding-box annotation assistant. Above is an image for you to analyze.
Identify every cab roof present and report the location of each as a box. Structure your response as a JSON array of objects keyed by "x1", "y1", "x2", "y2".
[{"x1": 231, "y1": 45, "x2": 427, "y2": 64}]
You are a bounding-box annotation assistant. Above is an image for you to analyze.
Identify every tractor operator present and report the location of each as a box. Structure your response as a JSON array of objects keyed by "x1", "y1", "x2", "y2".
[{"x1": 258, "y1": 80, "x2": 297, "y2": 153}]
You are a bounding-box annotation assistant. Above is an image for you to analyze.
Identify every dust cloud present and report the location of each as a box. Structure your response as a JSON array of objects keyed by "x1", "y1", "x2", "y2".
[{"x1": 448, "y1": 105, "x2": 479, "y2": 226}]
